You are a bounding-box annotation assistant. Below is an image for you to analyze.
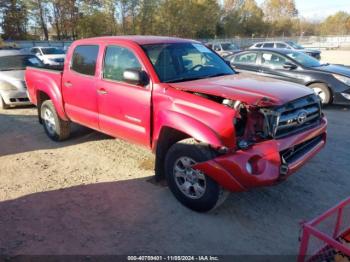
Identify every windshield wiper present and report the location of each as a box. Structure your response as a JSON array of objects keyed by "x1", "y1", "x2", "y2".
[
  {"x1": 165, "y1": 76, "x2": 209, "y2": 83},
  {"x1": 165, "y1": 73, "x2": 232, "y2": 83},
  {"x1": 207, "y1": 73, "x2": 233, "y2": 78}
]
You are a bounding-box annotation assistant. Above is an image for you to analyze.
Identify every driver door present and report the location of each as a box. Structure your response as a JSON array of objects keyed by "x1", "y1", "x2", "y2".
[{"x1": 97, "y1": 44, "x2": 152, "y2": 147}]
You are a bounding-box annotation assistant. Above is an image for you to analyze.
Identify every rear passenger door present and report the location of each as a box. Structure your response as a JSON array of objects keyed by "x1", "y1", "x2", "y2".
[
  {"x1": 231, "y1": 52, "x2": 260, "y2": 73},
  {"x1": 62, "y1": 45, "x2": 100, "y2": 130},
  {"x1": 97, "y1": 45, "x2": 151, "y2": 147}
]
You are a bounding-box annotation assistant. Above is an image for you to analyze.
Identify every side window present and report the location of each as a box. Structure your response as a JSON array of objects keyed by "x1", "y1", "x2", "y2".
[
  {"x1": 255, "y1": 43, "x2": 263, "y2": 48},
  {"x1": 263, "y1": 43, "x2": 274, "y2": 48},
  {"x1": 71, "y1": 45, "x2": 99, "y2": 76},
  {"x1": 213, "y1": 44, "x2": 221, "y2": 51},
  {"x1": 103, "y1": 45, "x2": 141, "y2": 82},
  {"x1": 276, "y1": 43, "x2": 287, "y2": 48},
  {"x1": 234, "y1": 53, "x2": 258, "y2": 64},
  {"x1": 261, "y1": 53, "x2": 288, "y2": 69}
]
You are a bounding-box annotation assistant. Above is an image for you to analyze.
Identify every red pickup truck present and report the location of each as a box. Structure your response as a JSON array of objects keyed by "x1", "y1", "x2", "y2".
[{"x1": 26, "y1": 36, "x2": 327, "y2": 212}]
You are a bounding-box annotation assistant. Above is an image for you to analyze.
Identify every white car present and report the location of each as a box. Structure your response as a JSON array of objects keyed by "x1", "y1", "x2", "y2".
[
  {"x1": 0, "y1": 50, "x2": 43, "y2": 109},
  {"x1": 30, "y1": 46, "x2": 65, "y2": 66},
  {"x1": 249, "y1": 41, "x2": 321, "y2": 60}
]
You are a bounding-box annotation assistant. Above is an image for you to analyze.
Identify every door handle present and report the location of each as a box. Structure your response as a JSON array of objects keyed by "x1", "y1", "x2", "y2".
[
  {"x1": 64, "y1": 81, "x2": 72, "y2": 87},
  {"x1": 97, "y1": 88, "x2": 108, "y2": 95}
]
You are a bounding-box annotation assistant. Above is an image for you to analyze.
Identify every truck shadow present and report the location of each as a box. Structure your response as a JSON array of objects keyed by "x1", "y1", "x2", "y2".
[
  {"x1": 0, "y1": 173, "x2": 348, "y2": 256},
  {"x1": 0, "y1": 112, "x2": 111, "y2": 157}
]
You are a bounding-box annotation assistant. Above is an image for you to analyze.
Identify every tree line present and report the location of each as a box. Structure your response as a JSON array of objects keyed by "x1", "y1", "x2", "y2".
[{"x1": 1, "y1": 0, "x2": 350, "y2": 41}]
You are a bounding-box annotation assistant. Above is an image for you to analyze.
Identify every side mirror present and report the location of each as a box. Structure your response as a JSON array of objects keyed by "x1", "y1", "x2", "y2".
[
  {"x1": 123, "y1": 69, "x2": 149, "y2": 86},
  {"x1": 283, "y1": 62, "x2": 297, "y2": 70}
]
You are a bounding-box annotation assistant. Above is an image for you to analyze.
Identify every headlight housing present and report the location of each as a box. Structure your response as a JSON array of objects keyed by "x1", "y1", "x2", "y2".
[
  {"x1": 333, "y1": 74, "x2": 350, "y2": 86},
  {"x1": 0, "y1": 81, "x2": 17, "y2": 91}
]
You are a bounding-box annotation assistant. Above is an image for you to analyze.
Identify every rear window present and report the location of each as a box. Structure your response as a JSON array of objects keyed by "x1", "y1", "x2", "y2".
[
  {"x1": 71, "y1": 45, "x2": 99, "y2": 76},
  {"x1": 255, "y1": 43, "x2": 263, "y2": 48}
]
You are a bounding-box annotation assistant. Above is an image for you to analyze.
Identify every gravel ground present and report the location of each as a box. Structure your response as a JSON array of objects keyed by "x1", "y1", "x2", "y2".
[
  {"x1": 0, "y1": 104, "x2": 349, "y2": 256},
  {"x1": 321, "y1": 50, "x2": 350, "y2": 65}
]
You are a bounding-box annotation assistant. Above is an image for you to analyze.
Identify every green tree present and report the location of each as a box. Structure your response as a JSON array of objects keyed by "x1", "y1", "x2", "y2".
[
  {"x1": 262, "y1": 0, "x2": 298, "y2": 36},
  {"x1": 1, "y1": 0, "x2": 28, "y2": 40},
  {"x1": 321, "y1": 11, "x2": 350, "y2": 35}
]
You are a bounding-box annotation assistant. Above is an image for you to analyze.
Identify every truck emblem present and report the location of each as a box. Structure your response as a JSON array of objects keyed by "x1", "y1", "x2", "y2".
[{"x1": 297, "y1": 111, "x2": 308, "y2": 125}]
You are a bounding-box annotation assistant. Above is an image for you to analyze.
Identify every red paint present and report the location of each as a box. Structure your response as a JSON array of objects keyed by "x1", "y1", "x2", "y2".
[{"x1": 25, "y1": 36, "x2": 327, "y2": 192}]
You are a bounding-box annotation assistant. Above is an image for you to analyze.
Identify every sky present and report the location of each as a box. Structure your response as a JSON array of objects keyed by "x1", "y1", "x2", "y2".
[{"x1": 255, "y1": 0, "x2": 350, "y2": 21}]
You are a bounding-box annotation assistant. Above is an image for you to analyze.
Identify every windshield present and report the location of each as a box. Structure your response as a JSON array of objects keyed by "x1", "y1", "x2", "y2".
[
  {"x1": 142, "y1": 43, "x2": 234, "y2": 83},
  {"x1": 0, "y1": 55, "x2": 44, "y2": 71},
  {"x1": 221, "y1": 43, "x2": 238, "y2": 51},
  {"x1": 286, "y1": 51, "x2": 321, "y2": 67},
  {"x1": 286, "y1": 41, "x2": 304, "y2": 50},
  {"x1": 41, "y1": 48, "x2": 65, "y2": 55}
]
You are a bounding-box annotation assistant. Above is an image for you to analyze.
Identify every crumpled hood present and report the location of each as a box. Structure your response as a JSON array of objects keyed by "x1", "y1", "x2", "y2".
[{"x1": 170, "y1": 73, "x2": 313, "y2": 107}]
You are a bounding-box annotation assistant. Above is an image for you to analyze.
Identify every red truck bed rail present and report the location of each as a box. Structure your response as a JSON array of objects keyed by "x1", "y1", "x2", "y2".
[{"x1": 298, "y1": 197, "x2": 350, "y2": 262}]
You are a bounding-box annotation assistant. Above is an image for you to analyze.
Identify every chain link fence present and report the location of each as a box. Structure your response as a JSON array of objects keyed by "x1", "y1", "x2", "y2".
[{"x1": 3, "y1": 35, "x2": 350, "y2": 50}]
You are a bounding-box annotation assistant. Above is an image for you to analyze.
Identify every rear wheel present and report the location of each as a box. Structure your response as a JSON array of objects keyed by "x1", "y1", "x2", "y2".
[
  {"x1": 0, "y1": 95, "x2": 9, "y2": 109},
  {"x1": 309, "y1": 83, "x2": 332, "y2": 105},
  {"x1": 165, "y1": 139, "x2": 229, "y2": 212},
  {"x1": 41, "y1": 100, "x2": 71, "y2": 141}
]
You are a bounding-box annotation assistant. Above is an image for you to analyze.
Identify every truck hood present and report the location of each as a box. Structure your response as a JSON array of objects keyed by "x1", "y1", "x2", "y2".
[{"x1": 170, "y1": 73, "x2": 313, "y2": 107}]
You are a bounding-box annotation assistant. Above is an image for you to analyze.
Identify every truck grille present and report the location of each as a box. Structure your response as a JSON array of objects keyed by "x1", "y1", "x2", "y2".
[{"x1": 261, "y1": 94, "x2": 322, "y2": 139}]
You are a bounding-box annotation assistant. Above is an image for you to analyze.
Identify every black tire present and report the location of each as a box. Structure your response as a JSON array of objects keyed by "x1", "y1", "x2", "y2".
[
  {"x1": 165, "y1": 138, "x2": 229, "y2": 212},
  {"x1": 0, "y1": 95, "x2": 9, "y2": 109},
  {"x1": 40, "y1": 100, "x2": 71, "y2": 141},
  {"x1": 309, "y1": 83, "x2": 332, "y2": 105}
]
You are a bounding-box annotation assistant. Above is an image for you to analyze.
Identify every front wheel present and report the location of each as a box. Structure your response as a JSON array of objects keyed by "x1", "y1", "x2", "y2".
[
  {"x1": 310, "y1": 83, "x2": 332, "y2": 105},
  {"x1": 165, "y1": 139, "x2": 229, "y2": 212},
  {"x1": 41, "y1": 100, "x2": 71, "y2": 141}
]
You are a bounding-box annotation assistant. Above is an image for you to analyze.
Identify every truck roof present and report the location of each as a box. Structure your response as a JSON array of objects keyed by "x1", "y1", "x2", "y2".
[{"x1": 74, "y1": 35, "x2": 199, "y2": 45}]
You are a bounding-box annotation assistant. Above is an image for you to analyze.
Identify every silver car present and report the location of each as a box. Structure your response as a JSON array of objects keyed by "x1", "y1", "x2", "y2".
[{"x1": 0, "y1": 50, "x2": 43, "y2": 109}]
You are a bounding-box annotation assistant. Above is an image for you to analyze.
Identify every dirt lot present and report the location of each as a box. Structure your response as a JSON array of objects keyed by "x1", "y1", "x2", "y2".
[
  {"x1": 0, "y1": 103, "x2": 349, "y2": 256},
  {"x1": 321, "y1": 50, "x2": 350, "y2": 65}
]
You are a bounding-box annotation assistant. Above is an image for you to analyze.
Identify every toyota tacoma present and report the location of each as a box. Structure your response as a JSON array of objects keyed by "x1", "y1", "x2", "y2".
[{"x1": 25, "y1": 36, "x2": 327, "y2": 212}]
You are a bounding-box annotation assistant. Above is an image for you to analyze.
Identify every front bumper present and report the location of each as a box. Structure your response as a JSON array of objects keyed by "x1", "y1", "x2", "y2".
[
  {"x1": 0, "y1": 89, "x2": 31, "y2": 106},
  {"x1": 194, "y1": 117, "x2": 327, "y2": 192}
]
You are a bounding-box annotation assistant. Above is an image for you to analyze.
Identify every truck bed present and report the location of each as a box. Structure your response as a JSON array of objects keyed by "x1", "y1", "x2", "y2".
[{"x1": 25, "y1": 66, "x2": 63, "y2": 106}]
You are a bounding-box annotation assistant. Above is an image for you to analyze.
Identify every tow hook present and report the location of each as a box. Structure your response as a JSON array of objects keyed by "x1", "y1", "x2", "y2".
[{"x1": 280, "y1": 157, "x2": 289, "y2": 176}]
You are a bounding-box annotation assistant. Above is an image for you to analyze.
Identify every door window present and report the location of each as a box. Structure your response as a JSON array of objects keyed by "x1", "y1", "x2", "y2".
[
  {"x1": 276, "y1": 43, "x2": 287, "y2": 48},
  {"x1": 234, "y1": 52, "x2": 258, "y2": 64},
  {"x1": 263, "y1": 43, "x2": 274, "y2": 48},
  {"x1": 103, "y1": 45, "x2": 141, "y2": 82},
  {"x1": 261, "y1": 53, "x2": 288, "y2": 69},
  {"x1": 71, "y1": 45, "x2": 99, "y2": 76},
  {"x1": 213, "y1": 44, "x2": 221, "y2": 51}
]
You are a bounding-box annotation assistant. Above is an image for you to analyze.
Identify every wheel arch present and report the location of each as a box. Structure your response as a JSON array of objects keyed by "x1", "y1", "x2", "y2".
[{"x1": 152, "y1": 110, "x2": 225, "y2": 180}]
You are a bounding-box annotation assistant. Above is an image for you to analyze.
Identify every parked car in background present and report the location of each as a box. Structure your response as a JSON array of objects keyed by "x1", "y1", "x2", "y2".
[
  {"x1": 249, "y1": 41, "x2": 321, "y2": 60},
  {"x1": 0, "y1": 50, "x2": 43, "y2": 109},
  {"x1": 26, "y1": 36, "x2": 327, "y2": 212},
  {"x1": 227, "y1": 48, "x2": 350, "y2": 105},
  {"x1": 30, "y1": 46, "x2": 65, "y2": 67},
  {"x1": 207, "y1": 42, "x2": 241, "y2": 58}
]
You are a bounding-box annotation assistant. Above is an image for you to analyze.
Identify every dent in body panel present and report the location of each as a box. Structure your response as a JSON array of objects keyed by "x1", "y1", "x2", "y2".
[{"x1": 152, "y1": 86, "x2": 237, "y2": 149}]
